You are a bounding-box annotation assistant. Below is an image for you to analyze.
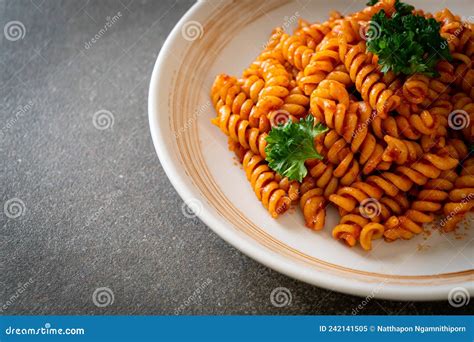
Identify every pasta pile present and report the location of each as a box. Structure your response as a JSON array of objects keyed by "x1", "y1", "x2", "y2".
[{"x1": 210, "y1": 0, "x2": 473, "y2": 250}]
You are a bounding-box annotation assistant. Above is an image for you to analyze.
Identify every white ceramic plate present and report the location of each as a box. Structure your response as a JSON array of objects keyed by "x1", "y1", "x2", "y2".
[{"x1": 148, "y1": 0, "x2": 474, "y2": 300}]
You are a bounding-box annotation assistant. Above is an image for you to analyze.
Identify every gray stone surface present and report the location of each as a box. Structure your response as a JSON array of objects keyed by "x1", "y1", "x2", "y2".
[{"x1": 0, "y1": 0, "x2": 471, "y2": 315}]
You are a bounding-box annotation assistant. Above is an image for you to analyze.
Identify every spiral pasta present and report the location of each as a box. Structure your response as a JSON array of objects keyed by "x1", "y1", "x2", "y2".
[
  {"x1": 400, "y1": 62, "x2": 457, "y2": 109},
  {"x1": 333, "y1": 214, "x2": 367, "y2": 247},
  {"x1": 254, "y1": 58, "x2": 291, "y2": 119},
  {"x1": 384, "y1": 170, "x2": 457, "y2": 241},
  {"x1": 442, "y1": 158, "x2": 474, "y2": 232},
  {"x1": 298, "y1": 38, "x2": 341, "y2": 95},
  {"x1": 210, "y1": 1, "x2": 474, "y2": 251},
  {"x1": 338, "y1": 40, "x2": 401, "y2": 117},
  {"x1": 312, "y1": 96, "x2": 391, "y2": 174},
  {"x1": 452, "y1": 92, "x2": 474, "y2": 143},
  {"x1": 300, "y1": 184, "x2": 326, "y2": 230},
  {"x1": 329, "y1": 151, "x2": 458, "y2": 214},
  {"x1": 294, "y1": 19, "x2": 331, "y2": 50},
  {"x1": 211, "y1": 75, "x2": 269, "y2": 157},
  {"x1": 280, "y1": 33, "x2": 314, "y2": 71},
  {"x1": 242, "y1": 151, "x2": 291, "y2": 218}
]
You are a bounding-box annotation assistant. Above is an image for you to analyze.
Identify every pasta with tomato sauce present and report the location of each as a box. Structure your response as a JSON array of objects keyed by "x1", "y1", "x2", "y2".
[{"x1": 210, "y1": 0, "x2": 473, "y2": 251}]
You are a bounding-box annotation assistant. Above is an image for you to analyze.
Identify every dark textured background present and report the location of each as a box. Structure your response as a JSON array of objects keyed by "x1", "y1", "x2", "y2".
[{"x1": 0, "y1": 0, "x2": 471, "y2": 315}]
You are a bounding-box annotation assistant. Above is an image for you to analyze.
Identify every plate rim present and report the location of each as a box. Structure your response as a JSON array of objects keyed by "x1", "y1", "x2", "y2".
[{"x1": 148, "y1": 0, "x2": 473, "y2": 301}]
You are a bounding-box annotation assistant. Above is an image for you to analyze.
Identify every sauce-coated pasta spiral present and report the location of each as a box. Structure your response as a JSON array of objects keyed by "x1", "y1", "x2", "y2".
[
  {"x1": 338, "y1": 39, "x2": 401, "y2": 117},
  {"x1": 242, "y1": 151, "x2": 291, "y2": 218}
]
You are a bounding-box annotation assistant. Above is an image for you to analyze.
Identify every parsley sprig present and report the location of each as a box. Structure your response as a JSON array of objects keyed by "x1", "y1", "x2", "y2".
[
  {"x1": 265, "y1": 115, "x2": 327, "y2": 182},
  {"x1": 366, "y1": 0, "x2": 452, "y2": 76}
]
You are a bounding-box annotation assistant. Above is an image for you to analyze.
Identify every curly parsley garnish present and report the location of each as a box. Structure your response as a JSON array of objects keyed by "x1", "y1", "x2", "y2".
[
  {"x1": 366, "y1": 0, "x2": 452, "y2": 76},
  {"x1": 265, "y1": 115, "x2": 327, "y2": 182}
]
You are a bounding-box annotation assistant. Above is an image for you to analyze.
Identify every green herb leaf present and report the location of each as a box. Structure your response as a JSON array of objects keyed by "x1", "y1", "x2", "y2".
[
  {"x1": 366, "y1": 0, "x2": 379, "y2": 5},
  {"x1": 394, "y1": 0, "x2": 414, "y2": 16},
  {"x1": 366, "y1": 0, "x2": 451, "y2": 76},
  {"x1": 265, "y1": 115, "x2": 328, "y2": 182}
]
